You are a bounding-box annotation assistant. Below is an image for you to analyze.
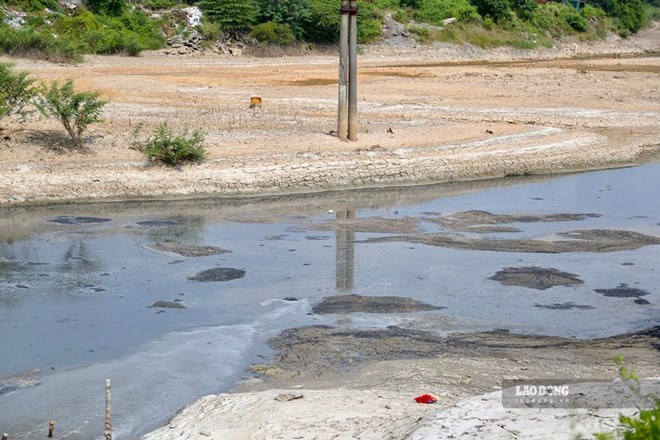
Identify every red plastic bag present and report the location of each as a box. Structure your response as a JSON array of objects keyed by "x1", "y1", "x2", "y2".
[{"x1": 414, "y1": 394, "x2": 438, "y2": 404}]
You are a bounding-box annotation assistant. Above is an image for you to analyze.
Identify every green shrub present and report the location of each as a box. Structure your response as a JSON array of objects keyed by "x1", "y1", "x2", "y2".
[
  {"x1": 646, "y1": 5, "x2": 660, "y2": 21},
  {"x1": 562, "y1": 8, "x2": 588, "y2": 31},
  {"x1": 393, "y1": 9, "x2": 412, "y2": 22},
  {"x1": 357, "y1": 3, "x2": 384, "y2": 43},
  {"x1": 36, "y1": 79, "x2": 107, "y2": 149},
  {"x1": 0, "y1": 24, "x2": 84, "y2": 62},
  {"x1": 52, "y1": 9, "x2": 165, "y2": 55},
  {"x1": 408, "y1": 23, "x2": 434, "y2": 41},
  {"x1": 142, "y1": 0, "x2": 176, "y2": 9},
  {"x1": 83, "y1": 0, "x2": 128, "y2": 16},
  {"x1": 512, "y1": 0, "x2": 536, "y2": 20},
  {"x1": 590, "y1": 0, "x2": 646, "y2": 33},
  {"x1": 0, "y1": 63, "x2": 37, "y2": 121},
  {"x1": 469, "y1": 0, "x2": 512, "y2": 21},
  {"x1": 249, "y1": 21, "x2": 295, "y2": 45},
  {"x1": 531, "y1": 3, "x2": 581, "y2": 37},
  {"x1": 135, "y1": 123, "x2": 207, "y2": 166},
  {"x1": 582, "y1": 4, "x2": 610, "y2": 21},
  {"x1": 435, "y1": 23, "x2": 463, "y2": 42},
  {"x1": 415, "y1": 0, "x2": 480, "y2": 24},
  {"x1": 4, "y1": 0, "x2": 60, "y2": 12},
  {"x1": 199, "y1": 19, "x2": 222, "y2": 40},
  {"x1": 506, "y1": 36, "x2": 536, "y2": 48},
  {"x1": 372, "y1": 0, "x2": 401, "y2": 9}
]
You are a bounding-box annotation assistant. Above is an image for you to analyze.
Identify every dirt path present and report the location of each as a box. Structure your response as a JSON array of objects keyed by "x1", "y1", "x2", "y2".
[{"x1": 1, "y1": 32, "x2": 659, "y2": 206}]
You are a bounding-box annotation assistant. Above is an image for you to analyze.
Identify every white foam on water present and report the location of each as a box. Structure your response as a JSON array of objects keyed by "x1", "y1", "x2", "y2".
[{"x1": 0, "y1": 300, "x2": 308, "y2": 440}]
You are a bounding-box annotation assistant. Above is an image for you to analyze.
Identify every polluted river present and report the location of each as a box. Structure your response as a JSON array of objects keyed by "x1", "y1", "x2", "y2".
[{"x1": 1, "y1": 162, "x2": 659, "y2": 439}]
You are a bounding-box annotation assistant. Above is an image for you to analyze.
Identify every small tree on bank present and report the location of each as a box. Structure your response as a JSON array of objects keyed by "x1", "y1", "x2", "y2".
[
  {"x1": 36, "y1": 79, "x2": 107, "y2": 149},
  {"x1": 0, "y1": 62, "x2": 37, "y2": 123}
]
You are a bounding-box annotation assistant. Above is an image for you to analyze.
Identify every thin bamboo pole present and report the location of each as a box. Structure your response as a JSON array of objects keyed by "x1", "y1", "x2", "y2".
[{"x1": 104, "y1": 379, "x2": 112, "y2": 440}]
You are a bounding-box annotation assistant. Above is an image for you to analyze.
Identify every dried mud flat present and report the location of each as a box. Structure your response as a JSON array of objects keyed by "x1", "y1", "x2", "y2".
[
  {"x1": 1, "y1": 31, "x2": 659, "y2": 206},
  {"x1": 364, "y1": 228, "x2": 660, "y2": 253},
  {"x1": 177, "y1": 325, "x2": 660, "y2": 440},
  {"x1": 142, "y1": 323, "x2": 659, "y2": 440},
  {"x1": 248, "y1": 325, "x2": 660, "y2": 384}
]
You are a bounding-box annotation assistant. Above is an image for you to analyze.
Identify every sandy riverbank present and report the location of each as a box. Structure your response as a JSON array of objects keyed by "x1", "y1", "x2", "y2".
[
  {"x1": 142, "y1": 327, "x2": 659, "y2": 439},
  {"x1": 1, "y1": 30, "x2": 659, "y2": 206}
]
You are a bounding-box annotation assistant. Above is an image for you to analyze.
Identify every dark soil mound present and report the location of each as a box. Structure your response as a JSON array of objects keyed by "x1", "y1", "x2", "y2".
[
  {"x1": 49, "y1": 216, "x2": 111, "y2": 225},
  {"x1": 136, "y1": 220, "x2": 182, "y2": 227},
  {"x1": 312, "y1": 294, "x2": 442, "y2": 314},
  {"x1": 149, "y1": 242, "x2": 231, "y2": 257},
  {"x1": 188, "y1": 267, "x2": 246, "y2": 282},
  {"x1": 535, "y1": 302, "x2": 595, "y2": 310},
  {"x1": 595, "y1": 284, "x2": 650, "y2": 298},
  {"x1": 489, "y1": 267, "x2": 584, "y2": 290},
  {"x1": 150, "y1": 301, "x2": 186, "y2": 309}
]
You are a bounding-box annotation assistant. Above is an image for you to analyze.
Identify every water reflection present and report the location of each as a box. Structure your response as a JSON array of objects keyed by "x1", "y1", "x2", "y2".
[
  {"x1": 0, "y1": 173, "x2": 559, "y2": 243},
  {"x1": 135, "y1": 216, "x2": 206, "y2": 244},
  {"x1": 335, "y1": 209, "x2": 355, "y2": 292}
]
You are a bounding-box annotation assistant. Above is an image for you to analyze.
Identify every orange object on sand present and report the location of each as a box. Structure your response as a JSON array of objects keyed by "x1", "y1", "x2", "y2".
[{"x1": 414, "y1": 394, "x2": 438, "y2": 404}]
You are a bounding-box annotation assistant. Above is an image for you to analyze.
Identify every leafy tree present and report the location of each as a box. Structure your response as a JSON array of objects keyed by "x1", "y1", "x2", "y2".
[
  {"x1": 36, "y1": 79, "x2": 107, "y2": 149},
  {"x1": 0, "y1": 63, "x2": 37, "y2": 122},
  {"x1": 201, "y1": 0, "x2": 258, "y2": 31},
  {"x1": 590, "y1": 0, "x2": 646, "y2": 33},
  {"x1": 511, "y1": 0, "x2": 536, "y2": 20},
  {"x1": 301, "y1": 0, "x2": 384, "y2": 44},
  {"x1": 304, "y1": 0, "x2": 340, "y2": 42},
  {"x1": 256, "y1": 0, "x2": 311, "y2": 40},
  {"x1": 469, "y1": 0, "x2": 512, "y2": 21}
]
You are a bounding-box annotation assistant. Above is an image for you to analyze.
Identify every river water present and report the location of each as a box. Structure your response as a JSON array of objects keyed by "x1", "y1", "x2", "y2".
[{"x1": 1, "y1": 163, "x2": 659, "y2": 439}]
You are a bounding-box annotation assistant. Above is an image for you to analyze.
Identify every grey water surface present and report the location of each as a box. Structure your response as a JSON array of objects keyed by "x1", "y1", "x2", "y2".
[{"x1": 1, "y1": 163, "x2": 659, "y2": 439}]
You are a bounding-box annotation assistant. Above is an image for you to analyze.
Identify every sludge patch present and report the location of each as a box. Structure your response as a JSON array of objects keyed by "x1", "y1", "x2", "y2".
[{"x1": 489, "y1": 267, "x2": 584, "y2": 290}]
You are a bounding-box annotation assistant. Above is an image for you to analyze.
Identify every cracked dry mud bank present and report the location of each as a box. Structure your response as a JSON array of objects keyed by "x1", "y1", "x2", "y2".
[{"x1": 1, "y1": 32, "x2": 659, "y2": 206}]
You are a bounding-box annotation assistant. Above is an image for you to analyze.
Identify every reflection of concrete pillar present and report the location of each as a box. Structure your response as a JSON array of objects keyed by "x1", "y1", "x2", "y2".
[{"x1": 336, "y1": 209, "x2": 355, "y2": 292}]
